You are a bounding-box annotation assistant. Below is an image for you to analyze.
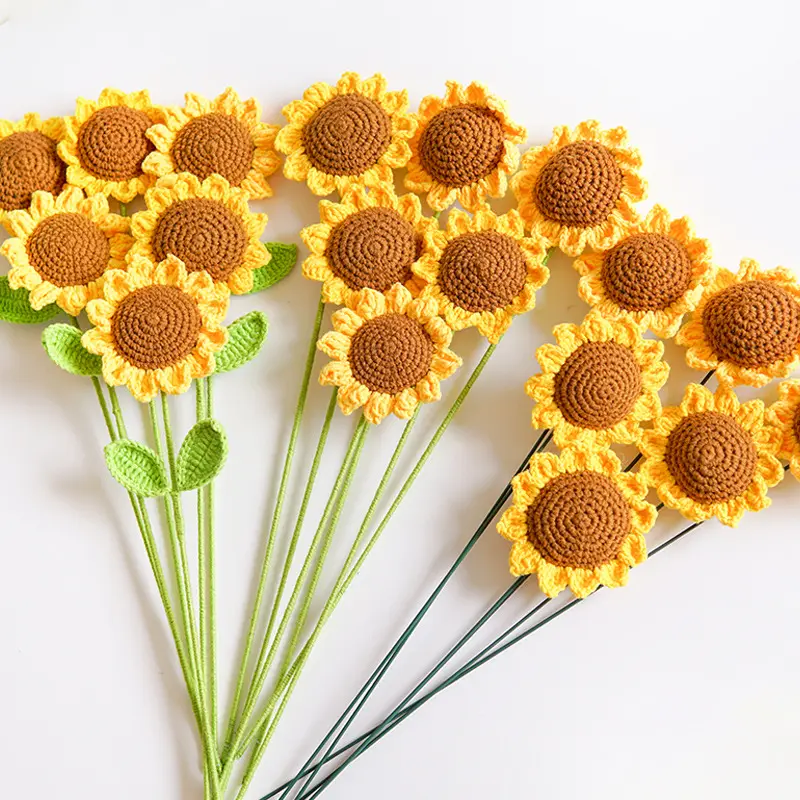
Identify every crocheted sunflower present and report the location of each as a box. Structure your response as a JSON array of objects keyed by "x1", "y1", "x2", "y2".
[{"x1": 767, "y1": 380, "x2": 800, "y2": 481}]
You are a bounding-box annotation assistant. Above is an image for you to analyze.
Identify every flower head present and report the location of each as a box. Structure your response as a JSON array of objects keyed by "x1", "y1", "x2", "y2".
[{"x1": 766, "y1": 380, "x2": 800, "y2": 481}]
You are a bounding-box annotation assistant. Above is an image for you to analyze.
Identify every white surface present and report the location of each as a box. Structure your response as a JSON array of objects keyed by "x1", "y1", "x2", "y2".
[{"x1": 1, "y1": 1, "x2": 800, "y2": 798}]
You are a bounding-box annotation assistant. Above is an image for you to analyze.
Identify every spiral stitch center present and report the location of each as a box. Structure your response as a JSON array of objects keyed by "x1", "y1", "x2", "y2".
[
  {"x1": 438, "y1": 231, "x2": 527, "y2": 313},
  {"x1": 302, "y1": 95, "x2": 391, "y2": 177},
  {"x1": 0, "y1": 131, "x2": 66, "y2": 211},
  {"x1": 349, "y1": 313, "x2": 434, "y2": 395},
  {"x1": 526, "y1": 472, "x2": 631, "y2": 569},
  {"x1": 702, "y1": 280, "x2": 800, "y2": 368},
  {"x1": 533, "y1": 141, "x2": 623, "y2": 226},
  {"x1": 794, "y1": 405, "x2": 800, "y2": 447},
  {"x1": 152, "y1": 198, "x2": 248, "y2": 281},
  {"x1": 77, "y1": 106, "x2": 154, "y2": 181},
  {"x1": 665, "y1": 411, "x2": 757, "y2": 504},
  {"x1": 172, "y1": 113, "x2": 254, "y2": 185},
  {"x1": 111, "y1": 285, "x2": 202, "y2": 370},
  {"x1": 419, "y1": 104, "x2": 505, "y2": 188}
]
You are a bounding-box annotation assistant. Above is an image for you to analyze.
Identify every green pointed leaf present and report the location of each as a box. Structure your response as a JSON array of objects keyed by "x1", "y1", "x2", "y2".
[
  {"x1": 248, "y1": 242, "x2": 298, "y2": 293},
  {"x1": 104, "y1": 439, "x2": 168, "y2": 497},
  {"x1": 0, "y1": 276, "x2": 60, "y2": 324},
  {"x1": 215, "y1": 311, "x2": 268, "y2": 374},
  {"x1": 42, "y1": 323, "x2": 102, "y2": 376},
  {"x1": 176, "y1": 419, "x2": 228, "y2": 492}
]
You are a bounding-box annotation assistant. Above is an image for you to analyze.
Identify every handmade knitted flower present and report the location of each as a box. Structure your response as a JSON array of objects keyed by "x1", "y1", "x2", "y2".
[
  {"x1": 276, "y1": 72, "x2": 415, "y2": 196},
  {"x1": 639, "y1": 383, "x2": 784, "y2": 526},
  {"x1": 58, "y1": 89, "x2": 163, "y2": 202},
  {"x1": 574, "y1": 205, "x2": 715, "y2": 337},
  {"x1": 82, "y1": 254, "x2": 229, "y2": 402},
  {"x1": 2, "y1": 187, "x2": 133, "y2": 315},
  {"x1": 129, "y1": 172, "x2": 268, "y2": 294},
  {"x1": 526, "y1": 313, "x2": 668, "y2": 449},
  {"x1": 413, "y1": 208, "x2": 548, "y2": 343},
  {"x1": 404, "y1": 81, "x2": 526, "y2": 212},
  {"x1": 300, "y1": 185, "x2": 435, "y2": 306},
  {"x1": 512, "y1": 120, "x2": 646, "y2": 256},
  {"x1": 497, "y1": 444, "x2": 656, "y2": 598},
  {"x1": 317, "y1": 285, "x2": 461, "y2": 424},
  {"x1": 766, "y1": 380, "x2": 800, "y2": 480},
  {"x1": 0, "y1": 113, "x2": 66, "y2": 219},
  {"x1": 676, "y1": 259, "x2": 800, "y2": 387},
  {"x1": 142, "y1": 88, "x2": 280, "y2": 200}
]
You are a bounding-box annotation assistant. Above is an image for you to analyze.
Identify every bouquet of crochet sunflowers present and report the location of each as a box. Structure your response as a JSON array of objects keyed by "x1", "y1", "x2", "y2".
[{"x1": 2, "y1": 75, "x2": 799, "y2": 800}]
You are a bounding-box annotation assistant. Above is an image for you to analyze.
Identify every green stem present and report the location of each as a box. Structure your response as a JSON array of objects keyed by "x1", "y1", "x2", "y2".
[
  {"x1": 221, "y1": 293, "x2": 326, "y2": 757},
  {"x1": 206, "y1": 376, "x2": 218, "y2": 750}
]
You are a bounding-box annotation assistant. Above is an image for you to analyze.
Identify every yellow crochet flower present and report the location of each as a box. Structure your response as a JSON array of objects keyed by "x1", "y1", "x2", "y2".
[
  {"x1": 676, "y1": 258, "x2": 800, "y2": 387},
  {"x1": 413, "y1": 208, "x2": 548, "y2": 343},
  {"x1": 766, "y1": 380, "x2": 800, "y2": 481},
  {"x1": 129, "y1": 172, "x2": 268, "y2": 295},
  {"x1": 142, "y1": 87, "x2": 281, "y2": 200},
  {"x1": 317, "y1": 285, "x2": 461, "y2": 424},
  {"x1": 639, "y1": 383, "x2": 784, "y2": 526},
  {"x1": 512, "y1": 120, "x2": 646, "y2": 257},
  {"x1": 276, "y1": 72, "x2": 415, "y2": 196},
  {"x1": 574, "y1": 205, "x2": 716, "y2": 338},
  {"x1": 300, "y1": 185, "x2": 435, "y2": 306},
  {"x1": 526, "y1": 313, "x2": 668, "y2": 449},
  {"x1": 2, "y1": 187, "x2": 133, "y2": 316},
  {"x1": 404, "y1": 81, "x2": 526, "y2": 212},
  {"x1": 0, "y1": 113, "x2": 66, "y2": 220},
  {"x1": 82, "y1": 254, "x2": 229, "y2": 403},
  {"x1": 497, "y1": 444, "x2": 656, "y2": 598},
  {"x1": 58, "y1": 89, "x2": 164, "y2": 202}
]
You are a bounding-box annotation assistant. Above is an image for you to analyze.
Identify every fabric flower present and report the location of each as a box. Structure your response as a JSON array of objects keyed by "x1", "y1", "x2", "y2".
[{"x1": 766, "y1": 380, "x2": 800, "y2": 481}]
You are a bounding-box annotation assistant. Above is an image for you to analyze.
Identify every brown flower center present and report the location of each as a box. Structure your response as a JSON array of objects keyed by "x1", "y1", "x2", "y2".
[
  {"x1": 526, "y1": 472, "x2": 631, "y2": 569},
  {"x1": 349, "y1": 314, "x2": 434, "y2": 395},
  {"x1": 533, "y1": 141, "x2": 623, "y2": 227},
  {"x1": 77, "y1": 106, "x2": 154, "y2": 181},
  {"x1": 553, "y1": 342, "x2": 642, "y2": 430},
  {"x1": 701, "y1": 280, "x2": 800, "y2": 368},
  {"x1": 438, "y1": 231, "x2": 527, "y2": 313},
  {"x1": 794, "y1": 405, "x2": 800, "y2": 447},
  {"x1": 152, "y1": 198, "x2": 248, "y2": 282},
  {"x1": 419, "y1": 104, "x2": 505, "y2": 188},
  {"x1": 665, "y1": 411, "x2": 757, "y2": 504},
  {"x1": 326, "y1": 207, "x2": 419, "y2": 292},
  {"x1": 111, "y1": 285, "x2": 202, "y2": 370},
  {"x1": 26, "y1": 213, "x2": 110, "y2": 287},
  {"x1": 0, "y1": 131, "x2": 66, "y2": 211},
  {"x1": 171, "y1": 113, "x2": 254, "y2": 185},
  {"x1": 602, "y1": 233, "x2": 692, "y2": 311},
  {"x1": 302, "y1": 95, "x2": 391, "y2": 177}
]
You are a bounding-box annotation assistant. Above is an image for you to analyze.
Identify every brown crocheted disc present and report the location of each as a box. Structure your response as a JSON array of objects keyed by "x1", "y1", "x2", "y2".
[
  {"x1": 794, "y1": 405, "x2": 800, "y2": 447},
  {"x1": 349, "y1": 313, "x2": 434, "y2": 395},
  {"x1": 603, "y1": 233, "x2": 692, "y2": 311},
  {"x1": 665, "y1": 411, "x2": 756, "y2": 504},
  {"x1": 419, "y1": 105, "x2": 505, "y2": 188},
  {"x1": 302, "y1": 95, "x2": 391, "y2": 177},
  {"x1": 171, "y1": 113, "x2": 254, "y2": 185},
  {"x1": 0, "y1": 131, "x2": 66, "y2": 211},
  {"x1": 152, "y1": 198, "x2": 248, "y2": 282},
  {"x1": 526, "y1": 472, "x2": 631, "y2": 569},
  {"x1": 533, "y1": 141, "x2": 623, "y2": 227},
  {"x1": 438, "y1": 231, "x2": 527, "y2": 313},
  {"x1": 326, "y1": 207, "x2": 418, "y2": 292},
  {"x1": 26, "y1": 213, "x2": 109, "y2": 287},
  {"x1": 77, "y1": 106, "x2": 154, "y2": 181},
  {"x1": 553, "y1": 341, "x2": 642, "y2": 430},
  {"x1": 701, "y1": 280, "x2": 800, "y2": 368},
  {"x1": 111, "y1": 284, "x2": 202, "y2": 370}
]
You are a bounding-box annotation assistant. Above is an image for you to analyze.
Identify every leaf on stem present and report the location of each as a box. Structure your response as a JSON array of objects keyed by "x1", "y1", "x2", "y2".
[
  {"x1": 0, "y1": 276, "x2": 60, "y2": 324},
  {"x1": 214, "y1": 310, "x2": 268, "y2": 373},
  {"x1": 247, "y1": 243, "x2": 298, "y2": 293},
  {"x1": 176, "y1": 418, "x2": 229, "y2": 492},
  {"x1": 42, "y1": 323, "x2": 102, "y2": 376},
  {"x1": 104, "y1": 439, "x2": 169, "y2": 497}
]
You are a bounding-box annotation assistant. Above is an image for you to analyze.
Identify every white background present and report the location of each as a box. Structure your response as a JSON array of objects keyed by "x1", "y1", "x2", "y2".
[{"x1": 1, "y1": 1, "x2": 800, "y2": 798}]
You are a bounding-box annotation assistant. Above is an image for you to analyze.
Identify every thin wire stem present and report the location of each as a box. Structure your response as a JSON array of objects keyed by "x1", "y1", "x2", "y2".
[{"x1": 206, "y1": 375, "x2": 219, "y2": 750}]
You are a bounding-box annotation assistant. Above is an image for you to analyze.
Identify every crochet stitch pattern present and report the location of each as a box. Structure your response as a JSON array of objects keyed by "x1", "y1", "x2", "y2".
[
  {"x1": 173, "y1": 114, "x2": 254, "y2": 184},
  {"x1": 767, "y1": 380, "x2": 800, "y2": 480},
  {"x1": 0, "y1": 124, "x2": 66, "y2": 212}
]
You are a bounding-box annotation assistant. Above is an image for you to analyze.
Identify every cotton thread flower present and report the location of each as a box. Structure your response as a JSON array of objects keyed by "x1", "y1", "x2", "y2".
[
  {"x1": 497, "y1": 444, "x2": 657, "y2": 598},
  {"x1": 766, "y1": 380, "x2": 800, "y2": 481}
]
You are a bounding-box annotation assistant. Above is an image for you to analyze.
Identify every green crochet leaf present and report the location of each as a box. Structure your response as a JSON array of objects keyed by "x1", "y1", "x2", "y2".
[
  {"x1": 248, "y1": 242, "x2": 298, "y2": 293},
  {"x1": 176, "y1": 419, "x2": 229, "y2": 492},
  {"x1": 42, "y1": 323, "x2": 102, "y2": 376},
  {"x1": 215, "y1": 310, "x2": 268, "y2": 374},
  {"x1": 104, "y1": 439, "x2": 168, "y2": 497},
  {"x1": 0, "y1": 276, "x2": 61, "y2": 324}
]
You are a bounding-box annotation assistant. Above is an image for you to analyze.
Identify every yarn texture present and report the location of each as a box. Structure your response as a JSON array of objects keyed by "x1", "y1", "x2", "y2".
[{"x1": 766, "y1": 379, "x2": 800, "y2": 481}]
